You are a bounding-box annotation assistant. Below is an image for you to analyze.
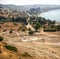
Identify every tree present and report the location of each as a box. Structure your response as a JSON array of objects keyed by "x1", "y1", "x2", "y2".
[
  {"x1": 15, "y1": 17, "x2": 28, "y2": 25},
  {"x1": 34, "y1": 22, "x2": 41, "y2": 31}
]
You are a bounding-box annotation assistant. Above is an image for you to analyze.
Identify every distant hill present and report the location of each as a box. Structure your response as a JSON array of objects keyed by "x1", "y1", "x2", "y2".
[
  {"x1": 0, "y1": 4, "x2": 28, "y2": 11},
  {"x1": 0, "y1": 4, "x2": 60, "y2": 12}
]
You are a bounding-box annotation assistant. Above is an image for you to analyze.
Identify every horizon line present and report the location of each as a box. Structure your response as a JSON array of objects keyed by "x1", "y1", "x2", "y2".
[{"x1": 0, "y1": 3, "x2": 60, "y2": 6}]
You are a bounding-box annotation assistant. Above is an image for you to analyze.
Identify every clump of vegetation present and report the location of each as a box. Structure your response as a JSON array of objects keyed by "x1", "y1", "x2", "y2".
[
  {"x1": 0, "y1": 22, "x2": 4, "y2": 24},
  {"x1": 13, "y1": 22, "x2": 18, "y2": 26},
  {"x1": 5, "y1": 45, "x2": 17, "y2": 52},
  {"x1": 19, "y1": 24, "x2": 27, "y2": 31},
  {"x1": 9, "y1": 29, "x2": 13, "y2": 33},
  {"x1": 43, "y1": 27, "x2": 56, "y2": 32},
  {"x1": 9, "y1": 55, "x2": 12, "y2": 57},
  {"x1": 0, "y1": 50, "x2": 2, "y2": 53},
  {"x1": 3, "y1": 29, "x2": 7, "y2": 32},
  {"x1": 19, "y1": 57, "x2": 21, "y2": 59},
  {"x1": 12, "y1": 17, "x2": 15, "y2": 22},
  {"x1": 0, "y1": 26, "x2": 1, "y2": 28},
  {"x1": 56, "y1": 25, "x2": 60, "y2": 31},
  {"x1": 0, "y1": 36, "x2": 4, "y2": 42},
  {"x1": 28, "y1": 28, "x2": 34, "y2": 35},
  {"x1": 22, "y1": 52, "x2": 32, "y2": 57}
]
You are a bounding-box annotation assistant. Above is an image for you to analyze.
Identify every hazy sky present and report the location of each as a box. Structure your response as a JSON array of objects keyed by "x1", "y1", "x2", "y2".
[{"x1": 0, "y1": 0, "x2": 60, "y2": 5}]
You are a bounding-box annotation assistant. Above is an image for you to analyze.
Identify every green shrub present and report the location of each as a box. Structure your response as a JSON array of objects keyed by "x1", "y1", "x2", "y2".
[
  {"x1": 0, "y1": 36, "x2": 4, "y2": 41},
  {"x1": 56, "y1": 25, "x2": 60, "y2": 31},
  {"x1": 3, "y1": 29, "x2": 7, "y2": 32},
  {"x1": 0, "y1": 22, "x2": 4, "y2": 24},
  {"x1": 9, "y1": 29, "x2": 13, "y2": 33},
  {"x1": 43, "y1": 27, "x2": 56, "y2": 32},
  {"x1": 28, "y1": 30, "x2": 34, "y2": 35},
  {"x1": 0, "y1": 26, "x2": 1, "y2": 28},
  {"x1": 13, "y1": 22, "x2": 18, "y2": 26},
  {"x1": 19, "y1": 24, "x2": 27, "y2": 31},
  {"x1": 5, "y1": 45, "x2": 17, "y2": 52}
]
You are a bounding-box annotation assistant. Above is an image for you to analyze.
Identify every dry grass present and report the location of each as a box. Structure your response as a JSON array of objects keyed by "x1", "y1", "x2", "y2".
[{"x1": 0, "y1": 22, "x2": 60, "y2": 59}]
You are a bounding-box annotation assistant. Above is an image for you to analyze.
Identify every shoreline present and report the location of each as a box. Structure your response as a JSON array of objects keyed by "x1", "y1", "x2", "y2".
[{"x1": 37, "y1": 9, "x2": 60, "y2": 22}]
